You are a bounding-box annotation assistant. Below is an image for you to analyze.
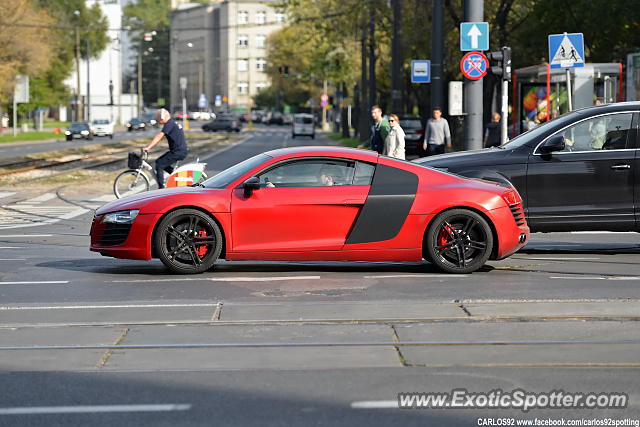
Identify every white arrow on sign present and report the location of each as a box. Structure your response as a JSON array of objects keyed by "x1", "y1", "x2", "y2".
[{"x1": 467, "y1": 24, "x2": 482, "y2": 49}]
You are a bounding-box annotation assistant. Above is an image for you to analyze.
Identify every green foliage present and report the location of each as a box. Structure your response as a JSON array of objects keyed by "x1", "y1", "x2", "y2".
[{"x1": 124, "y1": 0, "x2": 171, "y2": 106}]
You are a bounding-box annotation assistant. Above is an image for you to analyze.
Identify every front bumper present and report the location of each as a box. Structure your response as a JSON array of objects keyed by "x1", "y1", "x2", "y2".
[{"x1": 90, "y1": 213, "x2": 160, "y2": 260}]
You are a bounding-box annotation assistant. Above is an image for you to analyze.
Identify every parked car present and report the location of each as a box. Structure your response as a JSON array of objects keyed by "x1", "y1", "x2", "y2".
[
  {"x1": 267, "y1": 111, "x2": 284, "y2": 125},
  {"x1": 398, "y1": 115, "x2": 425, "y2": 156},
  {"x1": 415, "y1": 102, "x2": 640, "y2": 233},
  {"x1": 202, "y1": 117, "x2": 241, "y2": 132},
  {"x1": 91, "y1": 119, "x2": 114, "y2": 139},
  {"x1": 174, "y1": 112, "x2": 189, "y2": 121},
  {"x1": 292, "y1": 113, "x2": 315, "y2": 139},
  {"x1": 126, "y1": 118, "x2": 146, "y2": 131},
  {"x1": 283, "y1": 114, "x2": 293, "y2": 125},
  {"x1": 142, "y1": 112, "x2": 158, "y2": 128},
  {"x1": 65, "y1": 122, "x2": 93, "y2": 141},
  {"x1": 90, "y1": 146, "x2": 529, "y2": 274}
]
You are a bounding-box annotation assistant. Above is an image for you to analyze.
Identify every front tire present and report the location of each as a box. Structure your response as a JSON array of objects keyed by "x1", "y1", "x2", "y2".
[
  {"x1": 154, "y1": 209, "x2": 223, "y2": 274},
  {"x1": 424, "y1": 209, "x2": 493, "y2": 274},
  {"x1": 113, "y1": 170, "x2": 151, "y2": 199}
]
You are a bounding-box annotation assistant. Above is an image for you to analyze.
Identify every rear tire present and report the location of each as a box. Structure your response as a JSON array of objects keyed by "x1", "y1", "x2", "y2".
[
  {"x1": 154, "y1": 209, "x2": 223, "y2": 274},
  {"x1": 424, "y1": 209, "x2": 493, "y2": 274},
  {"x1": 114, "y1": 170, "x2": 151, "y2": 199}
]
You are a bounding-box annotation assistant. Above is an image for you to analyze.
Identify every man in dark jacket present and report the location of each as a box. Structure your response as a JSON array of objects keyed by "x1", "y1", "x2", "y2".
[
  {"x1": 368, "y1": 105, "x2": 390, "y2": 154},
  {"x1": 142, "y1": 109, "x2": 188, "y2": 188},
  {"x1": 484, "y1": 113, "x2": 502, "y2": 148}
]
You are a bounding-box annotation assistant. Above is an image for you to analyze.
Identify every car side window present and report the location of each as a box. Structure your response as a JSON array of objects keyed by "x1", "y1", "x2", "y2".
[
  {"x1": 559, "y1": 113, "x2": 633, "y2": 152},
  {"x1": 352, "y1": 161, "x2": 376, "y2": 185},
  {"x1": 258, "y1": 159, "x2": 356, "y2": 188}
]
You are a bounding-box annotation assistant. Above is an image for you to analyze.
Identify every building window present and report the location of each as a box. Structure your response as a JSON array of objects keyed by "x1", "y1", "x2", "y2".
[
  {"x1": 275, "y1": 12, "x2": 285, "y2": 24},
  {"x1": 238, "y1": 59, "x2": 248, "y2": 72},
  {"x1": 256, "y1": 11, "x2": 267, "y2": 24},
  {"x1": 238, "y1": 11, "x2": 248, "y2": 24},
  {"x1": 256, "y1": 59, "x2": 267, "y2": 72},
  {"x1": 256, "y1": 82, "x2": 268, "y2": 91},
  {"x1": 256, "y1": 35, "x2": 266, "y2": 48},
  {"x1": 237, "y1": 35, "x2": 248, "y2": 47},
  {"x1": 238, "y1": 82, "x2": 249, "y2": 95}
]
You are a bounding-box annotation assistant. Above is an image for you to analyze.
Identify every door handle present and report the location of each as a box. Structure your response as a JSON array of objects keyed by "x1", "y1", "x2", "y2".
[{"x1": 610, "y1": 164, "x2": 631, "y2": 170}]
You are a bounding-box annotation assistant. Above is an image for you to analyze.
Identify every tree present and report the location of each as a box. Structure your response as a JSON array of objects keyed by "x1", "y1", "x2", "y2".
[
  {"x1": 124, "y1": 0, "x2": 171, "y2": 107},
  {"x1": 23, "y1": 0, "x2": 110, "y2": 110},
  {"x1": 0, "y1": 0, "x2": 54, "y2": 104}
]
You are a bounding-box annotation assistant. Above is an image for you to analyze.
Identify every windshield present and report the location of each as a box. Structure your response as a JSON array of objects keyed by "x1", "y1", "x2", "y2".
[
  {"x1": 401, "y1": 119, "x2": 422, "y2": 130},
  {"x1": 69, "y1": 122, "x2": 88, "y2": 130},
  {"x1": 203, "y1": 154, "x2": 271, "y2": 189},
  {"x1": 295, "y1": 116, "x2": 313, "y2": 124},
  {"x1": 93, "y1": 120, "x2": 109, "y2": 125},
  {"x1": 500, "y1": 111, "x2": 584, "y2": 149}
]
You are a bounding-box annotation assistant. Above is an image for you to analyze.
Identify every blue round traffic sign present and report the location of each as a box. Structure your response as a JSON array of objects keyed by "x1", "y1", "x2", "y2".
[{"x1": 460, "y1": 51, "x2": 488, "y2": 80}]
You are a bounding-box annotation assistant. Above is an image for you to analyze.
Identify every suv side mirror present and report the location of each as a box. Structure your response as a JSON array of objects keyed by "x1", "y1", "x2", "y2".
[
  {"x1": 243, "y1": 176, "x2": 260, "y2": 197},
  {"x1": 539, "y1": 135, "x2": 565, "y2": 154}
]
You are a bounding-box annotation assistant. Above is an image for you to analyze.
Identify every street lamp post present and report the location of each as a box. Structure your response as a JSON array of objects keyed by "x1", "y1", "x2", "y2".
[{"x1": 74, "y1": 10, "x2": 81, "y2": 121}]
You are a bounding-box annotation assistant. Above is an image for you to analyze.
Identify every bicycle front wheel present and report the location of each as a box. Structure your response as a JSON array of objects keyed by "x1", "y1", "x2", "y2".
[{"x1": 114, "y1": 170, "x2": 151, "y2": 199}]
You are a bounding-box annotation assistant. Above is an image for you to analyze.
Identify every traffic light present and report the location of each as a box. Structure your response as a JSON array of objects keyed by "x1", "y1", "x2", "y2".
[
  {"x1": 278, "y1": 65, "x2": 289, "y2": 77},
  {"x1": 488, "y1": 46, "x2": 511, "y2": 81}
]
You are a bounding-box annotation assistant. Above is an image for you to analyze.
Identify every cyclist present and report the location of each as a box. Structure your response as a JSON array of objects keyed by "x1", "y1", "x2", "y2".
[{"x1": 142, "y1": 108, "x2": 188, "y2": 189}]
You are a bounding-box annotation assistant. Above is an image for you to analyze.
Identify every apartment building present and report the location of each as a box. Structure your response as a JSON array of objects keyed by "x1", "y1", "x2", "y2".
[{"x1": 170, "y1": 0, "x2": 284, "y2": 112}]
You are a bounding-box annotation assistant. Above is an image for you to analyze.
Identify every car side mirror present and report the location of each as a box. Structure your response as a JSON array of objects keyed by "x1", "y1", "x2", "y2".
[
  {"x1": 539, "y1": 135, "x2": 565, "y2": 154},
  {"x1": 243, "y1": 176, "x2": 260, "y2": 198}
]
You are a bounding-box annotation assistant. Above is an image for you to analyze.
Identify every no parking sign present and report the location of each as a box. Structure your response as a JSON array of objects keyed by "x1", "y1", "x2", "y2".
[{"x1": 460, "y1": 51, "x2": 488, "y2": 80}]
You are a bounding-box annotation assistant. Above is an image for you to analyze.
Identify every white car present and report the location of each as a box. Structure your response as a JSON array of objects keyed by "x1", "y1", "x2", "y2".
[
  {"x1": 291, "y1": 113, "x2": 315, "y2": 139},
  {"x1": 91, "y1": 119, "x2": 114, "y2": 139}
]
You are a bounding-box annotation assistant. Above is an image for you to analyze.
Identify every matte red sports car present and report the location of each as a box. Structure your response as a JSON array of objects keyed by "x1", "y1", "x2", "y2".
[{"x1": 90, "y1": 146, "x2": 529, "y2": 274}]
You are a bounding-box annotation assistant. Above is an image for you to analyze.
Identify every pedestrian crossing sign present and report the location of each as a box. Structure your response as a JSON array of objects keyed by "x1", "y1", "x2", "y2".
[{"x1": 548, "y1": 33, "x2": 585, "y2": 69}]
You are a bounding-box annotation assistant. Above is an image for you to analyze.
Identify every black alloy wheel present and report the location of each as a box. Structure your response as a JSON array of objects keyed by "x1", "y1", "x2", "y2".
[
  {"x1": 155, "y1": 209, "x2": 223, "y2": 274},
  {"x1": 425, "y1": 209, "x2": 493, "y2": 274}
]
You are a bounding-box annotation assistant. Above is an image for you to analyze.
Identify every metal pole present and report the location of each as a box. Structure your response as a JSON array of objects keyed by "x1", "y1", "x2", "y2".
[
  {"x1": 137, "y1": 49, "x2": 143, "y2": 117},
  {"x1": 431, "y1": 0, "x2": 444, "y2": 110},
  {"x1": 390, "y1": 0, "x2": 403, "y2": 113},
  {"x1": 75, "y1": 26, "x2": 82, "y2": 121},
  {"x1": 86, "y1": 39, "x2": 91, "y2": 124},
  {"x1": 566, "y1": 69, "x2": 573, "y2": 111},
  {"x1": 12, "y1": 94, "x2": 17, "y2": 137},
  {"x1": 463, "y1": 0, "x2": 484, "y2": 151},
  {"x1": 501, "y1": 80, "x2": 508, "y2": 144},
  {"x1": 322, "y1": 79, "x2": 328, "y2": 131},
  {"x1": 182, "y1": 89, "x2": 187, "y2": 130},
  {"x1": 368, "y1": 5, "x2": 376, "y2": 107}
]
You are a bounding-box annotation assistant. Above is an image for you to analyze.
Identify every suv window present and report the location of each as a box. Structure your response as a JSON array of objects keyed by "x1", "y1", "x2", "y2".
[
  {"x1": 552, "y1": 113, "x2": 633, "y2": 152},
  {"x1": 258, "y1": 159, "x2": 356, "y2": 188}
]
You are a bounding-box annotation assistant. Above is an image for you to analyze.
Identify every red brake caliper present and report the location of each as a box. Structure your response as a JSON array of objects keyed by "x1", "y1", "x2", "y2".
[
  {"x1": 438, "y1": 224, "x2": 455, "y2": 248},
  {"x1": 196, "y1": 230, "x2": 208, "y2": 256}
]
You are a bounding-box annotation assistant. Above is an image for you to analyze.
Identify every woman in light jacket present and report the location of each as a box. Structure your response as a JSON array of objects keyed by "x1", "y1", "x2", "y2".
[{"x1": 384, "y1": 114, "x2": 406, "y2": 160}]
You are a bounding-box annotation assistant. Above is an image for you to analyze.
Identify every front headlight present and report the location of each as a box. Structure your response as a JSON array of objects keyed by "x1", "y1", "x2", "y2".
[
  {"x1": 81, "y1": 130, "x2": 89, "y2": 135},
  {"x1": 140, "y1": 123, "x2": 145, "y2": 127},
  {"x1": 101, "y1": 210, "x2": 139, "y2": 224},
  {"x1": 64, "y1": 131, "x2": 71, "y2": 135}
]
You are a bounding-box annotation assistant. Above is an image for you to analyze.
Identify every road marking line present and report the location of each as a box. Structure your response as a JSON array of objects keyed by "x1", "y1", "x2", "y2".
[
  {"x1": 363, "y1": 274, "x2": 469, "y2": 279},
  {"x1": 520, "y1": 257, "x2": 601, "y2": 261},
  {"x1": 0, "y1": 234, "x2": 52, "y2": 238},
  {"x1": 0, "y1": 258, "x2": 26, "y2": 261},
  {"x1": 0, "y1": 192, "x2": 16, "y2": 199},
  {"x1": 0, "y1": 303, "x2": 222, "y2": 311},
  {"x1": 0, "y1": 281, "x2": 69, "y2": 285},
  {"x1": 351, "y1": 400, "x2": 398, "y2": 409},
  {"x1": 89, "y1": 195, "x2": 116, "y2": 202},
  {"x1": 0, "y1": 247, "x2": 21, "y2": 249},
  {"x1": 24, "y1": 193, "x2": 56, "y2": 203},
  {"x1": 110, "y1": 276, "x2": 321, "y2": 283},
  {"x1": 0, "y1": 404, "x2": 192, "y2": 415},
  {"x1": 550, "y1": 276, "x2": 640, "y2": 281}
]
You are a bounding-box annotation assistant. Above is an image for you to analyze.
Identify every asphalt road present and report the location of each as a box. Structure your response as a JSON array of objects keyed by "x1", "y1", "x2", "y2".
[{"x1": 0, "y1": 125, "x2": 639, "y2": 426}]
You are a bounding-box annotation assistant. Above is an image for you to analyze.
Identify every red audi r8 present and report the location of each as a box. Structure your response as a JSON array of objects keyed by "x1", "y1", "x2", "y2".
[{"x1": 90, "y1": 146, "x2": 529, "y2": 274}]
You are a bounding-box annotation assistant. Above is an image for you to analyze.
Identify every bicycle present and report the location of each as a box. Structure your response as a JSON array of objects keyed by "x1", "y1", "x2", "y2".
[{"x1": 113, "y1": 151, "x2": 208, "y2": 199}]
